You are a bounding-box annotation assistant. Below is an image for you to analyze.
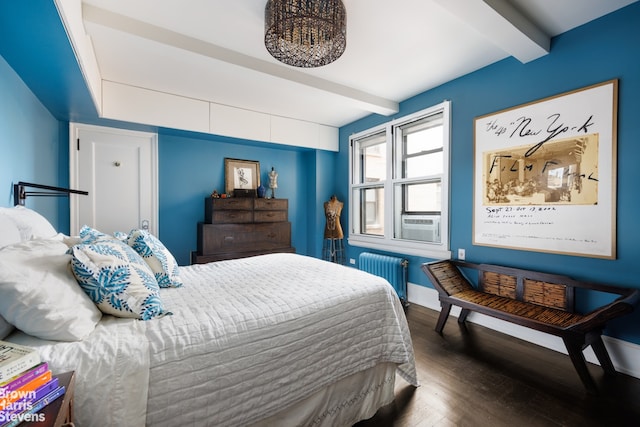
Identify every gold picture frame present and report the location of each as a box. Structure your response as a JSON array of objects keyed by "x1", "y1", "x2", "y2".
[
  {"x1": 224, "y1": 158, "x2": 260, "y2": 196},
  {"x1": 472, "y1": 79, "x2": 618, "y2": 259}
]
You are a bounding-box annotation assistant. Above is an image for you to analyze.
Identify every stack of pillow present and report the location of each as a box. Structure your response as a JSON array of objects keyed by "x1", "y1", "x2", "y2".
[
  {"x1": 0, "y1": 206, "x2": 182, "y2": 343},
  {"x1": 71, "y1": 225, "x2": 182, "y2": 320}
]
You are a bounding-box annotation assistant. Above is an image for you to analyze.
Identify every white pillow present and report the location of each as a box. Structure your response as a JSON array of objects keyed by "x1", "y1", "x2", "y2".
[
  {"x1": 0, "y1": 206, "x2": 57, "y2": 241},
  {"x1": 0, "y1": 239, "x2": 102, "y2": 341},
  {"x1": 70, "y1": 240, "x2": 169, "y2": 320},
  {"x1": 0, "y1": 314, "x2": 14, "y2": 340},
  {"x1": 0, "y1": 215, "x2": 21, "y2": 248}
]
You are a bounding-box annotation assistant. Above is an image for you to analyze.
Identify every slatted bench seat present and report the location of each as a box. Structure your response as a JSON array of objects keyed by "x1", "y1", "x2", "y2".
[{"x1": 421, "y1": 259, "x2": 639, "y2": 394}]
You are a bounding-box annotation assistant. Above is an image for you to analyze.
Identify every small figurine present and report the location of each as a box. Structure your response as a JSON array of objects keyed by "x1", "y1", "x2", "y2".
[
  {"x1": 268, "y1": 167, "x2": 278, "y2": 199},
  {"x1": 211, "y1": 190, "x2": 220, "y2": 198}
]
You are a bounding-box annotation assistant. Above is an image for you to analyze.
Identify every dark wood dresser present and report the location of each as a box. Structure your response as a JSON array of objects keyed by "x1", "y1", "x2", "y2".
[{"x1": 191, "y1": 197, "x2": 295, "y2": 264}]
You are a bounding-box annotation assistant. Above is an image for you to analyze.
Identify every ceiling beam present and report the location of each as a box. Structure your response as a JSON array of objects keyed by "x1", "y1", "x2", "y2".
[
  {"x1": 82, "y1": 4, "x2": 399, "y2": 117},
  {"x1": 434, "y1": 0, "x2": 550, "y2": 63}
]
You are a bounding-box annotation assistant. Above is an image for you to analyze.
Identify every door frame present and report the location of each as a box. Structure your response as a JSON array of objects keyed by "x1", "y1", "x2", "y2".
[{"x1": 69, "y1": 123, "x2": 159, "y2": 236}]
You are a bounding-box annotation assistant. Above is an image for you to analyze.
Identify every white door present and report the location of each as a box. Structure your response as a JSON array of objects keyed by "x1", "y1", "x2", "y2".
[{"x1": 69, "y1": 123, "x2": 158, "y2": 236}]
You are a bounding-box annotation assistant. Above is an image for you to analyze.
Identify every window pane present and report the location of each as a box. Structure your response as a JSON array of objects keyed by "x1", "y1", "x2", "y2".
[
  {"x1": 395, "y1": 182, "x2": 441, "y2": 242},
  {"x1": 405, "y1": 152, "x2": 443, "y2": 178},
  {"x1": 358, "y1": 132, "x2": 386, "y2": 183},
  {"x1": 405, "y1": 125, "x2": 443, "y2": 154},
  {"x1": 398, "y1": 114, "x2": 444, "y2": 179},
  {"x1": 405, "y1": 181, "x2": 441, "y2": 212},
  {"x1": 361, "y1": 187, "x2": 384, "y2": 236}
]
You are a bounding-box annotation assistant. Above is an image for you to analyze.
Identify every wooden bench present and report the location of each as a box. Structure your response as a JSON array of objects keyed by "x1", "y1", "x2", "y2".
[{"x1": 421, "y1": 259, "x2": 639, "y2": 394}]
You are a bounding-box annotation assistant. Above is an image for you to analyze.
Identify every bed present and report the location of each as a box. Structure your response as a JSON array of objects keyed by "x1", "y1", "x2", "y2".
[{"x1": 0, "y1": 206, "x2": 418, "y2": 426}]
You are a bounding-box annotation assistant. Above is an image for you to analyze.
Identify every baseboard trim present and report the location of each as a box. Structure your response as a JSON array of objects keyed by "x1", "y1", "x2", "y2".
[{"x1": 407, "y1": 282, "x2": 640, "y2": 380}]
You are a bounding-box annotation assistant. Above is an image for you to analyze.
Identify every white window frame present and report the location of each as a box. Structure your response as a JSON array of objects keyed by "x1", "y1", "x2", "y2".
[{"x1": 348, "y1": 101, "x2": 451, "y2": 259}]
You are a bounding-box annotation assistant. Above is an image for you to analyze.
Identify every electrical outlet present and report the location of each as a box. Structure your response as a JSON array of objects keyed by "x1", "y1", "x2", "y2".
[
  {"x1": 458, "y1": 248, "x2": 466, "y2": 260},
  {"x1": 349, "y1": 258, "x2": 356, "y2": 265}
]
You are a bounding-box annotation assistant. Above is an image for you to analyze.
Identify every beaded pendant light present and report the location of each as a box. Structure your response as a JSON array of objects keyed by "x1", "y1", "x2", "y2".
[{"x1": 264, "y1": 0, "x2": 347, "y2": 68}]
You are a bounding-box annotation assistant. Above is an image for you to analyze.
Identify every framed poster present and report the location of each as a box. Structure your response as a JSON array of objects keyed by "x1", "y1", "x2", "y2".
[
  {"x1": 473, "y1": 80, "x2": 618, "y2": 258},
  {"x1": 224, "y1": 158, "x2": 260, "y2": 196}
]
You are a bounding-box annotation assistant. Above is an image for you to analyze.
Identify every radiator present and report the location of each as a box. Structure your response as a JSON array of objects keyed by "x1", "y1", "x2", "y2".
[{"x1": 358, "y1": 252, "x2": 408, "y2": 303}]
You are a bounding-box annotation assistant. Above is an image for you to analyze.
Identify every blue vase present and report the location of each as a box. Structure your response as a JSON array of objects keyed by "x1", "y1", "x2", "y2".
[{"x1": 257, "y1": 184, "x2": 266, "y2": 198}]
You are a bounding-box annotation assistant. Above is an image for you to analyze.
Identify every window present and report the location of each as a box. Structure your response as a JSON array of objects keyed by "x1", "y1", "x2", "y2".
[{"x1": 349, "y1": 101, "x2": 451, "y2": 258}]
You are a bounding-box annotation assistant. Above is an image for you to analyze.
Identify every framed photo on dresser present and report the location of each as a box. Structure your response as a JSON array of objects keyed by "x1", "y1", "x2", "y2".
[{"x1": 224, "y1": 158, "x2": 260, "y2": 196}]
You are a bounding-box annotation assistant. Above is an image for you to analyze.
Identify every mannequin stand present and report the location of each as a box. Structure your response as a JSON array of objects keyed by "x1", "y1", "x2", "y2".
[{"x1": 322, "y1": 238, "x2": 345, "y2": 264}]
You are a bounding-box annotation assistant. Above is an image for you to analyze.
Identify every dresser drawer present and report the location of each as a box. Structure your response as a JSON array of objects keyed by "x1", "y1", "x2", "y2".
[
  {"x1": 211, "y1": 210, "x2": 253, "y2": 223},
  {"x1": 210, "y1": 197, "x2": 254, "y2": 210},
  {"x1": 254, "y1": 198, "x2": 288, "y2": 211},
  {"x1": 205, "y1": 197, "x2": 253, "y2": 223},
  {"x1": 254, "y1": 210, "x2": 287, "y2": 222},
  {"x1": 198, "y1": 222, "x2": 291, "y2": 254}
]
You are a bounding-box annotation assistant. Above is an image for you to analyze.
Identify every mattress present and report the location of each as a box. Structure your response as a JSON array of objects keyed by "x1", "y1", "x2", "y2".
[{"x1": 7, "y1": 253, "x2": 417, "y2": 426}]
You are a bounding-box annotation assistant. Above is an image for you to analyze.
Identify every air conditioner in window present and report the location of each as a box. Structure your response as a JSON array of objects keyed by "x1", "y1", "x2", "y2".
[{"x1": 400, "y1": 214, "x2": 440, "y2": 243}]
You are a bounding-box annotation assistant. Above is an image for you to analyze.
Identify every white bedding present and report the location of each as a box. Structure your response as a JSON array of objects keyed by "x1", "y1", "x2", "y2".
[
  {"x1": 7, "y1": 253, "x2": 417, "y2": 426},
  {"x1": 7, "y1": 314, "x2": 150, "y2": 425}
]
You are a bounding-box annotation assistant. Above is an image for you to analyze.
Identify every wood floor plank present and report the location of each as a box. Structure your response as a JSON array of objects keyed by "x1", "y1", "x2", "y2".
[{"x1": 356, "y1": 304, "x2": 640, "y2": 427}]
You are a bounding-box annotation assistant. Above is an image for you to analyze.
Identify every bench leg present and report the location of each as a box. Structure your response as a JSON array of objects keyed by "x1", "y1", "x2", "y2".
[
  {"x1": 458, "y1": 308, "x2": 470, "y2": 325},
  {"x1": 435, "y1": 303, "x2": 452, "y2": 334},
  {"x1": 590, "y1": 335, "x2": 616, "y2": 376},
  {"x1": 563, "y1": 337, "x2": 598, "y2": 395}
]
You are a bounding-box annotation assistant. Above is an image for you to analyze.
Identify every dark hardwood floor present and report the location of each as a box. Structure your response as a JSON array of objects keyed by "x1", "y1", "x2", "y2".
[{"x1": 356, "y1": 304, "x2": 640, "y2": 427}]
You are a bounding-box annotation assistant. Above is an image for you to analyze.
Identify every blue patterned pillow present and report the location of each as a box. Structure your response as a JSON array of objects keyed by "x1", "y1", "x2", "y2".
[
  {"x1": 79, "y1": 225, "x2": 112, "y2": 244},
  {"x1": 125, "y1": 229, "x2": 183, "y2": 288},
  {"x1": 113, "y1": 230, "x2": 129, "y2": 242},
  {"x1": 70, "y1": 240, "x2": 169, "y2": 320}
]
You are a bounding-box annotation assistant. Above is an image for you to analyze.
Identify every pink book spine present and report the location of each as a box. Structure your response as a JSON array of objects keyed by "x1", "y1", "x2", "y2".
[{"x1": 0, "y1": 363, "x2": 48, "y2": 397}]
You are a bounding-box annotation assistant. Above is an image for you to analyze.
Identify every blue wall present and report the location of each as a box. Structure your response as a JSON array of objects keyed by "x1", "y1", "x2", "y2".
[
  {"x1": 340, "y1": 3, "x2": 640, "y2": 343},
  {"x1": 157, "y1": 131, "x2": 331, "y2": 265},
  {"x1": 0, "y1": 54, "x2": 68, "y2": 231}
]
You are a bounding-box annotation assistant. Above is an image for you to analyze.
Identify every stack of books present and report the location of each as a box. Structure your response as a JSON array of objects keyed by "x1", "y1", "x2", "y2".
[{"x1": 0, "y1": 341, "x2": 66, "y2": 427}]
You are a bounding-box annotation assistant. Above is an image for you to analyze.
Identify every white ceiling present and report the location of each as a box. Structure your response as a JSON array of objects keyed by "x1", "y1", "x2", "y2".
[{"x1": 75, "y1": 0, "x2": 636, "y2": 129}]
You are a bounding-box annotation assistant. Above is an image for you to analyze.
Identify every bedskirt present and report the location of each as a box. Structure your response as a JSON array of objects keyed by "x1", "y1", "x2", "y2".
[{"x1": 253, "y1": 362, "x2": 397, "y2": 427}]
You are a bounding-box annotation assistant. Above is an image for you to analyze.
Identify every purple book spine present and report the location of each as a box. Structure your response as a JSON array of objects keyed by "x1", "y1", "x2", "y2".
[
  {"x1": 0, "y1": 386, "x2": 66, "y2": 427},
  {"x1": 0, "y1": 363, "x2": 48, "y2": 396},
  {"x1": 0, "y1": 377, "x2": 59, "y2": 420}
]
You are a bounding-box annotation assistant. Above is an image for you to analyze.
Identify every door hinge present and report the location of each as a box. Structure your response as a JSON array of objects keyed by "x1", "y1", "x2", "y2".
[{"x1": 77, "y1": 138, "x2": 80, "y2": 150}]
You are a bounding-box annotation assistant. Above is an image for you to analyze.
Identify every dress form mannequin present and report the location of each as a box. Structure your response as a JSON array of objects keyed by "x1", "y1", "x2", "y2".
[
  {"x1": 268, "y1": 167, "x2": 278, "y2": 198},
  {"x1": 323, "y1": 195, "x2": 344, "y2": 239}
]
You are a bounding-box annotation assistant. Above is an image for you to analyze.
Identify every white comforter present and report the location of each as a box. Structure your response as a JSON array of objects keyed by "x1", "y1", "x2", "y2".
[{"x1": 8, "y1": 253, "x2": 417, "y2": 426}]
